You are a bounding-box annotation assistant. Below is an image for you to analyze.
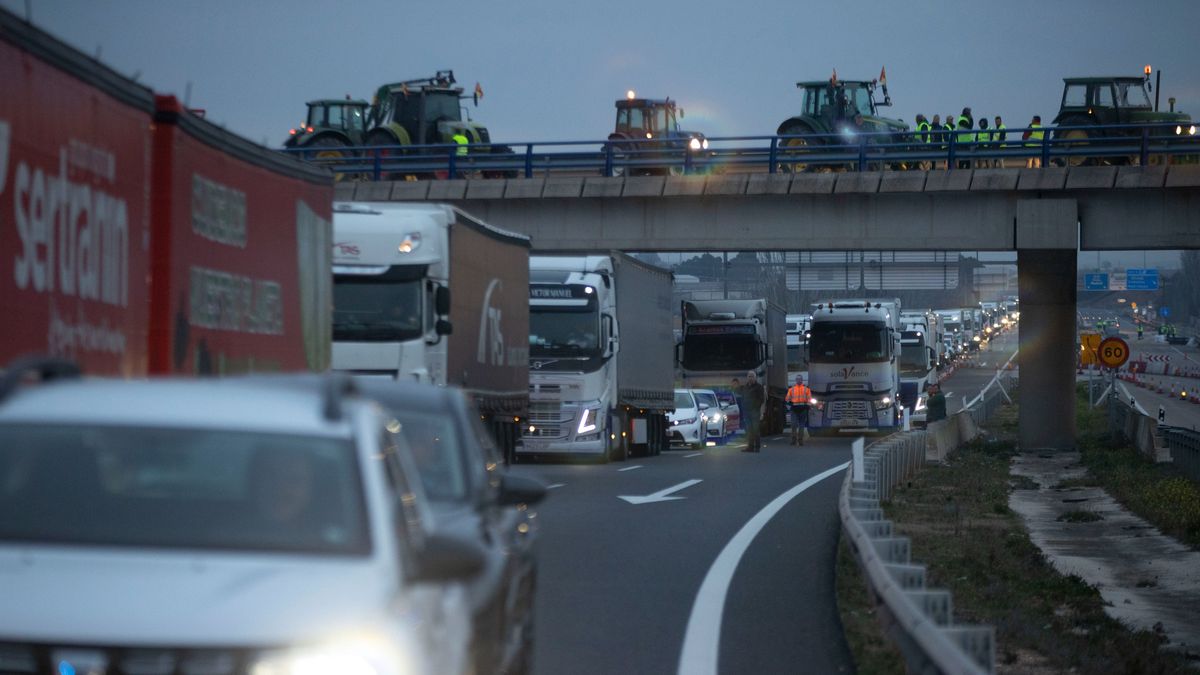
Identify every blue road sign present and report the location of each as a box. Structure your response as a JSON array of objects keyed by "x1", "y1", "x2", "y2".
[
  {"x1": 1083, "y1": 273, "x2": 1109, "y2": 291},
  {"x1": 1126, "y1": 268, "x2": 1159, "y2": 291}
]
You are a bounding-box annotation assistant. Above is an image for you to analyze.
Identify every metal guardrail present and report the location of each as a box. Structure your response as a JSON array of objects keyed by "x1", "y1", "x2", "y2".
[
  {"x1": 840, "y1": 352, "x2": 1020, "y2": 673},
  {"x1": 284, "y1": 122, "x2": 1199, "y2": 180},
  {"x1": 1163, "y1": 428, "x2": 1200, "y2": 485},
  {"x1": 840, "y1": 431, "x2": 995, "y2": 674}
]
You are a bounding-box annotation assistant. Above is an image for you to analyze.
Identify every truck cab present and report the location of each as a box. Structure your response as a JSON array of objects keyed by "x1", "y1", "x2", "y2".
[
  {"x1": 899, "y1": 311, "x2": 939, "y2": 425},
  {"x1": 807, "y1": 299, "x2": 902, "y2": 433}
]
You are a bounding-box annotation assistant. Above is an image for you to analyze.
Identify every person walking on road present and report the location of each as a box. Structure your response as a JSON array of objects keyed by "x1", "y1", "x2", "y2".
[
  {"x1": 1137, "y1": 322, "x2": 1144, "y2": 340},
  {"x1": 739, "y1": 371, "x2": 766, "y2": 452},
  {"x1": 926, "y1": 383, "x2": 947, "y2": 423},
  {"x1": 785, "y1": 374, "x2": 812, "y2": 446}
]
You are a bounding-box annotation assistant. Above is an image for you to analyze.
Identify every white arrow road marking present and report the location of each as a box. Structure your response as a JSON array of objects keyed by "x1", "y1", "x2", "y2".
[
  {"x1": 617, "y1": 464, "x2": 644, "y2": 472},
  {"x1": 677, "y1": 461, "x2": 849, "y2": 675},
  {"x1": 546, "y1": 483, "x2": 566, "y2": 490},
  {"x1": 618, "y1": 479, "x2": 702, "y2": 505}
]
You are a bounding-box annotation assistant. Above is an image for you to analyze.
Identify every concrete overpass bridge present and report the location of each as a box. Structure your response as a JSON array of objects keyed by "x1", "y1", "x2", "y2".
[{"x1": 332, "y1": 165, "x2": 1200, "y2": 454}]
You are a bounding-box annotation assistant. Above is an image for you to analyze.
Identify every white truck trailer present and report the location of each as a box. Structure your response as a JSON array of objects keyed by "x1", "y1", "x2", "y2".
[
  {"x1": 330, "y1": 202, "x2": 531, "y2": 460},
  {"x1": 520, "y1": 252, "x2": 675, "y2": 462}
]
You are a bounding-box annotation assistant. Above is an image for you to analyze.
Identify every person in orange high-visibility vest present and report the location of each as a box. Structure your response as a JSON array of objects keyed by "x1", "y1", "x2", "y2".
[{"x1": 785, "y1": 373, "x2": 813, "y2": 446}]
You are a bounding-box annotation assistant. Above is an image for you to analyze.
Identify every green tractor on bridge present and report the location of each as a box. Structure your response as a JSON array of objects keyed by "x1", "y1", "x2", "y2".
[
  {"x1": 1052, "y1": 69, "x2": 1194, "y2": 166},
  {"x1": 283, "y1": 97, "x2": 370, "y2": 156},
  {"x1": 775, "y1": 74, "x2": 909, "y2": 171},
  {"x1": 365, "y1": 70, "x2": 511, "y2": 176}
]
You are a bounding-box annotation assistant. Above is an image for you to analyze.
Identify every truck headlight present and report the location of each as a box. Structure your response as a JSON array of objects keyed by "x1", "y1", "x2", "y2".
[
  {"x1": 915, "y1": 395, "x2": 927, "y2": 412},
  {"x1": 874, "y1": 396, "x2": 893, "y2": 411},
  {"x1": 688, "y1": 137, "x2": 702, "y2": 151},
  {"x1": 702, "y1": 138, "x2": 710, "y2": 150},
  {"x1": 809, "y1": 398, "x2": 825, "y2": 411},
  {"x1": 249, "y1": 636, "x2": 411, "y2": 675},
  {"x1": 1190, "y1": 125, "x2": 1197, "y2": 136},
  {"x1": 578, "y1": 407, "x2": 599, "y2": 435}
]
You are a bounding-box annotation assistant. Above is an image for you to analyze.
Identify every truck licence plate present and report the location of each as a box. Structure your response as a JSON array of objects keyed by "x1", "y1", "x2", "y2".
[
  {"x1": 521, "y1": 440, "x2": 551, "y2": 451},
  {"x1": 834, "y1": 418, "x2": 868, "y2": 427}
]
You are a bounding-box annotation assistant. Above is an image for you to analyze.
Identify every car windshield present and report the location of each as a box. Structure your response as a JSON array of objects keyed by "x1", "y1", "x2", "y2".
[
  {"x1": 530, "y1": 307, "x2": 600, "y2": 355},
  {"x1": 389, "y1": 413, "x2": 467, "y2": 502},
  {"x1": 0, "y1": 425, "x2": 370, "y2": 555},
  {"x1": 674, "y1": 391, "x2": 695, "y2": 409},
  {"x1": 809, "y1": 322, "x2": 889, "y2": 363},
  {"x1": 333, "y1": 276, "x2": 424, "y2": 341}
]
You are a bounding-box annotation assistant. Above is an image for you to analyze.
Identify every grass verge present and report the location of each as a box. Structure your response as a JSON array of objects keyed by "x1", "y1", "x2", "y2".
[
  {"x1": 839, "y1": 398, "x2": 1193, "y2": 673},
  {"x1": 1077, "y1": 384, "x2": 1200, "y2": 549},
  {"x1": 834, "y1": 536, "x2": 905, "y2": 675}
]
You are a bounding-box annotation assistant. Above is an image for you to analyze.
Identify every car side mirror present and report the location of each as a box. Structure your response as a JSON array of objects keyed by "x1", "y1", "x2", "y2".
[
  {"x1": 435, "y1": 286, "x2": 451, "y2": 316},
  {"x1": 496, "y1": 473, "x2": 547, "y2": 507},
  {"x1": 698, "y1": 402, "x2": 710, "y2": 411},
  {"x1": 436, "y1": 319, "x2": 453, "y2": 336},
  {"x1": 411, "y1": 532, "x2": 486, "y2": 583}
]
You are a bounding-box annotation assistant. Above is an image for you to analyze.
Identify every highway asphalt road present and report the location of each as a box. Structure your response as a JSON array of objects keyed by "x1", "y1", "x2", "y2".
[
  {"x1": 1112, "y1": 333, "x2": 1200, "y2": 431},
  {"x1": 511, "y1": 330, "x2": 1018, "y2": 675}
]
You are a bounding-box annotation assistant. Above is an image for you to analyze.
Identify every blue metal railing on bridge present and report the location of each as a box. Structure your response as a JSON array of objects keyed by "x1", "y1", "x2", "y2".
[{"x1": 282, "y1": 122, "x2": 1199, "y2": 181}]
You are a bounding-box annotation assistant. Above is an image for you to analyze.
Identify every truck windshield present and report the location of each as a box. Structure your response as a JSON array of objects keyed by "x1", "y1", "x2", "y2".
[
  {"x1": 786, "y1": 344, "x2": 804, "y2": 370},
  {"x1": 901, "y1": 340, "x2": 929, "y2": 376},
  {"x1": 530, "y1": 308, "x2": 600, "y2": 356},
  {"x1": 423, "y1": 92, "x2": 462, "y2": 123},
  {"x1": 0, "y1": 425, "x2": 370, "y2": 555},
  {"x1": 809, "y1": 322, "x2": 889, "y2": 363},
  {"x1": 681, "y1": 333, "x2": 760, "y2": 371},
  {"x1": 333, "y1": 276, "x2": 424, "y2": 342}
]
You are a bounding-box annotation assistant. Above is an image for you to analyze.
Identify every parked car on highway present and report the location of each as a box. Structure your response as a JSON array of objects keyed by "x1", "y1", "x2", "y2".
[
  {"x1": 668, "y1": 388, "x2": 708, "y2": 450},
  {"x1": 355, "y1": 379, "x2": 547, "y2": 675},
  {"x1": 714, "y1": 390, "x2": 742, "y2": 435},
  {"x1": 0, "y1": 360, "x2": 482, "y2": 675}
]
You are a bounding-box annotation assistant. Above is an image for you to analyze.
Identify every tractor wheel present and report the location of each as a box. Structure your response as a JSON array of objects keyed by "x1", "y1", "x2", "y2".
[
  {"x1": 306, "y1": 137, "x2": 356, "y2": 181},
  {"x1": 778, "y1": 124, "x2": 821, "y2": 173},
  {"x1": 1053, "y1": 118, "x2": 1094, "y2": 167},
  {"x1": 482, "y1": 145, "x2": 519, "y2": 179},
  {"x1": 365, "y1": 130, "x2": 417, "y2": 181}
]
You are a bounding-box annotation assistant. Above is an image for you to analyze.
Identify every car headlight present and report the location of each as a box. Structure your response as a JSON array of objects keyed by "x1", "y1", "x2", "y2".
[
  {"x1": 675, "y1": 416, "x2": 697, "y2": 425},
  {"x1": 708, "y1": 413, "x2": 723, "y2": 423},
  {"x1": 701, "y1": 138, "x2": 710, "y2": 150},
  {"x1": 1177, "y1": 125, "x2": 1183, "y2": 135},
  {"x1": 874, "y1": 396, "x2": 893, "y2": 411},
  {"x1": 578, "y1": 407, "x2": 599, "y2": 435},
  {"x1": 1190, "y1": 125, "x2": 1197, "y2": 136},
  {"x1": 249, "y1": 636, "x2": 412, "y2": 675},
  {"x1": 688, "y1": 137, "x2": 702, "y2": 151}
]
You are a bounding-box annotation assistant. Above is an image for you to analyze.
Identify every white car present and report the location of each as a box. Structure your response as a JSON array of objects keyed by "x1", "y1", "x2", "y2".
[
  {"x1": 691, "y1": 388, "x2": 730, "y2": 443},
  {"x1": 0, "y1": 361, "x2": 481, "y2": 675},
  {"x1": 668, "y1": 388, "x2": 707, "y2": 450}
]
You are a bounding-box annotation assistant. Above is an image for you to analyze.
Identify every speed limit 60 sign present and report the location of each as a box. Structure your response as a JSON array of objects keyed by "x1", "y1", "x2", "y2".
[{"x1": 1097, "y1": 336, "x2": 1130, "y2": 369}]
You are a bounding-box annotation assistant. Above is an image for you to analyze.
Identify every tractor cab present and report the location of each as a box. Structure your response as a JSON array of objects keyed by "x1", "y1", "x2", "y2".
[
  {"x1": 368, "y1": 70, "x2": 490, "y2": 147},
  {"x1": 795, "y1": 79, "x2": 905, "y2": 135},
  {"x1": 611, "y1": 91, "x2": 707, "y2": 149},
  {"x1": 1054, "y1": 74, "x2": 1190, "y2": 131},
  {"x1": 284, "y1": 97, "x2": 369, "y2": 148}
]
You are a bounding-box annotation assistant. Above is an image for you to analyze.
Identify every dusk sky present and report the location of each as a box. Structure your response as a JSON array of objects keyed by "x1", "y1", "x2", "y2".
[
  {"x1": 8, "y1": 0, "x2": 1199, "y2": 147},
  {"x1": 6, "y1": 0, "x2": 1192, "y2": 269}
]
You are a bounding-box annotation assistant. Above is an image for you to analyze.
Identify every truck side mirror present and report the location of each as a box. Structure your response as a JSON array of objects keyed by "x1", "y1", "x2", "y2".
[
  {"x1": 435, "y1": 286, "x2": 451, "y2": 316},
  {"x1": 436, "y1": 319, "x2": 453, "y2": 336},
  {"x1": 675, "y1": 342, "x2": 683, "y2": 366}
]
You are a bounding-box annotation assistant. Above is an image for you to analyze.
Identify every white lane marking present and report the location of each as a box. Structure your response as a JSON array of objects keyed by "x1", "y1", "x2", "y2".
[
  {"x1": 617, "y1": 465, "x2": 644, "y2": 472},
  {"x1": 684, "y1": 452, "x2": 704, "y2": 458},
  {"x1": 677, "y1": 461, "x2": 850, "y2": 675},
  {"x1": 618, "y1": 478, "x2": 703, "y2": 505},
  {"x1": 546, "y1": 483, "x2": 566, "y2": 490}
]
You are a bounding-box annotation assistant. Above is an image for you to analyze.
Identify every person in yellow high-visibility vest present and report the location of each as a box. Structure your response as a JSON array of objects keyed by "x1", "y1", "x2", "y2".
[
  {"x1": 785, "y1": 373, "x2": 813, "y2": 446},
  {"x1": 451, "y1": 132, "x2": 469, "y2": 177},
  {"x1": 1023, "y1": 115, "x2": 1044, "y2": 168}
]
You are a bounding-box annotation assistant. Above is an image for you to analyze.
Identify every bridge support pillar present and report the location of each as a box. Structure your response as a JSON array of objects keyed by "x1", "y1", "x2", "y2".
[{"x1": 1015, "y1": 199, "x2": 1078, "y2": 451}]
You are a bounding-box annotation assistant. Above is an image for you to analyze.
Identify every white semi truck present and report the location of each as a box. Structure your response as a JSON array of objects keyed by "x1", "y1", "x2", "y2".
[
  {"x1": 677, "y1": 299, "x2": 788, "y2": 435},
  {"x1": 899, "y1": 310, "x2": 940, "y2": 426},
  {"x1": 520, "y1": 252, "x2": 675, "y2": 462},
  {"x1": 807, "y1": 298, "x2": 903, "y2": 433},
  {"x1": 330, "y1": 202, "x2": 531, "y2": 460}
]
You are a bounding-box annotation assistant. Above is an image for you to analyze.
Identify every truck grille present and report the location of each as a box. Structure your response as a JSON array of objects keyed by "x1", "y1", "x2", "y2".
[
  {"x1": 526, "y1": 402, "x2": 570, "y2": 438},
  {"x1": 530, "y1": 383, "x2": 561, "y2": 395},
  {"x1": 829, "y1": 400, "x2": 872, "y2": 419}
]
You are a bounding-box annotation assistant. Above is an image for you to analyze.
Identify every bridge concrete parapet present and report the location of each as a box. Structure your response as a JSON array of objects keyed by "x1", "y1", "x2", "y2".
[
  {"x1": 582, "y1": 176, "x2": 623, "y2": 198},
  {"x1": 745, "y1": 173, "x2": 791, "y2": 195},
  {"x1": 1017, "y1": 167, "x2": 1067, "y2": 190},
  {"x1": 504, "y1": 178, "x2": 545, "y2": 199},
  {"x1": 969, "y1": 169, "x2": 1018, "y2": 191},
  {"x1": 542, "y1": 176, "x2": 583, "y2": 198},
  {"x1": 834, "y1": 171, "x2": 882, "y2": 194},
  {"x1": 390, "y1": 180, "x2": 429, "y2": 200},
  {"x1": 663, "y1": 175, "x2": 706, "y2": 196},
  {"x1": 880, "y1": 171, "x2": 927, "y2": 193},
  {"x1": 621, "y1": 176, "x2": 664, "y2": 197},
  {"x1": 465, "y1": 180, "x2": 505, "y2": 199},
  {"x1": 1165, "y1": 165, "x2": 1200, "y2": 187},
  {"x1": 1115, "y1": 166, "x2": 1166, "y2": 189},
  {"x1": 924, "y1": 170, "x2": 972, "y2": 191},
  {"x1": 789, "y1": 173, "x2": 836, "y2": 194},
  {"x1": 427, "y1": 179, "x2": 468, "y2": 200},
  {"x1": 703, "y1": 174, "x2": 749, "y2": 195},
  {"x1": 1065, "y1": 166, "x2": 1117, "y2": 190}
]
